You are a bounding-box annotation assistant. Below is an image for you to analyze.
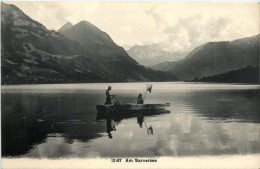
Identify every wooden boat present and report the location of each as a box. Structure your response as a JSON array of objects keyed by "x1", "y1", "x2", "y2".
[{"x1": 96, "y1": 103, "x2": 170, "y2": 120}]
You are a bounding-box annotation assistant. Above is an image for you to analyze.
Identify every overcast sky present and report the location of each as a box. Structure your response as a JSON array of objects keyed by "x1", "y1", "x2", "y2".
[{"x1": 5, "y1": 1, "x2": 259, "y2": 53}]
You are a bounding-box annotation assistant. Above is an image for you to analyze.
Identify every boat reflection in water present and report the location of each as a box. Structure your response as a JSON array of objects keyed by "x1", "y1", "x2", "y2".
[
  {"x1": 106, "y1": 117, "x2": 116, "y2": 139},
  {"x1": 97, "y1": 103, "x2": 171, "y2": 138},
  {"x1": 137, "y1": 114, "x2": 154, "y2": 135},
  {"x1": 137, "y1": 115, "x2": 144, "y2": 128}
]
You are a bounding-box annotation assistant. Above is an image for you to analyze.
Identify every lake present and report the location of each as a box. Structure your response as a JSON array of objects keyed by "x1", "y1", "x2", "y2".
[{"x1": 1, "y1": 82, "x2": 260, "y2": 158}]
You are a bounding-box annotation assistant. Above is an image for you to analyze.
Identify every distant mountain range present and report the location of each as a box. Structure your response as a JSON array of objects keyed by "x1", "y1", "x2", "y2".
[
  {"x1": 2, "y1": 2, "x2": 259, "y2": 84},
  {"x1": 191, "y1": 66, "x2": 259, "y2": 84},
  {"x1": 127, "y1": 44, "x2": 184, "y2": 66},
  {"x1": 1, "y1": 2, "x2": 177, "y2": 85},
  {"x1": 151, "y1": 35, "x2": 260, "y2": 81}
]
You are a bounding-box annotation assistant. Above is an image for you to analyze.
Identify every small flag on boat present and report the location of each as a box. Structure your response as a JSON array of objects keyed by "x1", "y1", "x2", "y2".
[{"x1": 146, "y1": 84, "x2": 153, "y2": 93}]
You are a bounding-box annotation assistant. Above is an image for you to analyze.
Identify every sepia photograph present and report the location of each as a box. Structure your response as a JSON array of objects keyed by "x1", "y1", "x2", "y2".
[{"x1": 1, "y1": 1, "x2": 260, "y2": 168}]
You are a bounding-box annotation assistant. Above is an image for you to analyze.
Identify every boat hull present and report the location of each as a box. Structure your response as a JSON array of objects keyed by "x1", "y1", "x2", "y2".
[{"x1": 96, "y1": 103, "x2": 170, "y2": 120}]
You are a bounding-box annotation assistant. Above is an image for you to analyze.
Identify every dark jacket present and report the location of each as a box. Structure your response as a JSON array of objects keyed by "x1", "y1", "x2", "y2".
[
  {"x1": 105, "y1": 90, "x2": 112, "y2": 105},
  {"x1": 137, "y1": 97, "x2": 144, "y2": 104}
]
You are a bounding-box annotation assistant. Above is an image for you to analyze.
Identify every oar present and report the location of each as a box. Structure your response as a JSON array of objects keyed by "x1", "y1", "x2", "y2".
[
  {"x1": 143, "y1": 84, "x2": 148, "y2": 101},
  {"x1": 112, "y1": 95, "x2": 120, "y2": 105},
  {"x1": 144, "y1": 120, "x2": 148, "y2": 128},
  {"x1": 144, "y1": 120, "x2": 150, "y2": 135}
]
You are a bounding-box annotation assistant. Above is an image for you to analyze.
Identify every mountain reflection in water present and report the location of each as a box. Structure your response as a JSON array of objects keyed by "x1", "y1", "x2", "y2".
[{"x1": 1, "y1": 82, "x2": 260, "y2": 158}]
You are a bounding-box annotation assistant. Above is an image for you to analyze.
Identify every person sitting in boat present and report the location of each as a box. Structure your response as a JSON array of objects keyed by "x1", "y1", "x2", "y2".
[
  {"x1": 105, "y1": 86, "x2": 115, "y2": 105},
  {"x1": 137, "y1": 93, "x2": 144, "y2": 104}
]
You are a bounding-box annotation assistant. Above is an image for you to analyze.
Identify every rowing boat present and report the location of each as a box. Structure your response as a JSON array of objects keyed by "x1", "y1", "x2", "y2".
[{"x1": 96, "y1": 103, "x2": 170, "y2": 120}]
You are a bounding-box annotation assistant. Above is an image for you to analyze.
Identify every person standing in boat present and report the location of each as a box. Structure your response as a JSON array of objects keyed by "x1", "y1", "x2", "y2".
[
  {"x1": 137, "y1": 93, "x2": 144, "y2": 104},
  {"x1": 105, "y1": 86, "x2": 115, "y2": 105}
]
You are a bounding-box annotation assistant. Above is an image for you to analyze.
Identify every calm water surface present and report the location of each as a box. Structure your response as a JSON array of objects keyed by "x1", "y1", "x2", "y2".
[{"x1": 2, "y1": 82, "x2": 260, "y2": 158}]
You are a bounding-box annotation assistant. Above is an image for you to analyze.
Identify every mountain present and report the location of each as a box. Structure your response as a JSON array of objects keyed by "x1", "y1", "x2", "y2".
[
  {"x1": 150, "y1": 61, "x2": 178, "y2": 72},
  {"x1": 58, "y1": 20, "x2": 136, "y2": 63},
  {"x1": 57, "y1": 20, "x2": 178, "y2": 82},
  {"x1": 1, "y1": 2, "x2": 108, "y2": 84},
  {"x1": 57, "y1": 21, "x2": 73, "y2": 33},
  {"x1": 152, "y1": 35, "x2": 259, "y2": 81},
  {"x1": 127, "y1": 44, "x2": 184, "y2": 66},
  {"x1": 191, "y1": 66, "x2": 259, "y2": 84},
  {"x1": 1, "y1": 3, "x2": 177, "y2": 84}
]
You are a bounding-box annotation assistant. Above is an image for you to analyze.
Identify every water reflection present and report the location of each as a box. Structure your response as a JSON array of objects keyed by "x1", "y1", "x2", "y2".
[
  {"x1": 106, "y1": 117, "x2": 116, "y2": 139},
  {"x1": 137, "y1": 115, "x2": 153, "y2": 135},
  {"x1": 2, "y1": 92, "x2": 170, "y2": 156},
  {"x1": 1, "y1": 83, "x2": 260, "y2": 158},
  {"x1": 147, "y1": 125, "x2": 154, "y2": 135},
  {"x1": 104, "y1": 108, "x2": 170, "y2": 139},
  {"x1": 137, "y1": 115, "x2": 144, "y2": 128},
  {"x1": 182, "y1": 90, "x2": 260, "y2": 123},
  {"x1": 1, "y1": 92, "x2": 106, "y2": 156}
]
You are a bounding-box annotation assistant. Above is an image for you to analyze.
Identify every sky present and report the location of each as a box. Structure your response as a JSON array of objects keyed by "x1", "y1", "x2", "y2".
[{"x1": 4, "y1": 1, "x2": 259, "y2": 53}]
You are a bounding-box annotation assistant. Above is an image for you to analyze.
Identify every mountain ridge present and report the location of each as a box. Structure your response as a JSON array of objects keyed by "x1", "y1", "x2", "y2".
[
  {"x1": 151, "y1": 34, "x2": 259, "y2": 81},
  {"x1": 57, "y1": 21, "x2": 73, "y2": 33},
  {"x1": 58, "y1": 20, "x2": 140, "y2": 68},
  {"x1": 127, "y1": 44, "x2": 184, "y2": 66},
  {"x1": 1, "y1": 2, "x2": 178, "y2": 84},
  {"x1": 191, "y1": 65, "x2": 259, "y2": 84}
]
